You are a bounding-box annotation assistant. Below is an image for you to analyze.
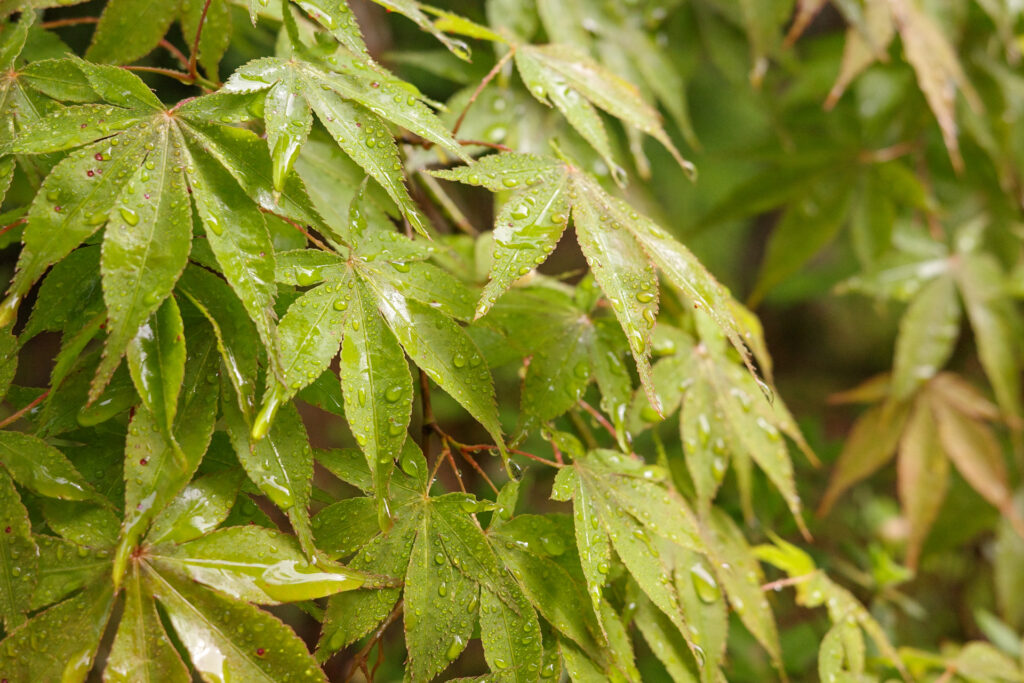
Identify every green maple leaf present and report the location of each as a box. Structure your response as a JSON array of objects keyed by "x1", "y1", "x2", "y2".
[
  {"x1": 431, "y1": 152, "x2": 756, "y2": 414},
  {"x1": 1, "y1": 59, "x2": 325, "y2": 411},
  {"x1": 222, "y1": 44, "x2": 470, "y2": 233}
]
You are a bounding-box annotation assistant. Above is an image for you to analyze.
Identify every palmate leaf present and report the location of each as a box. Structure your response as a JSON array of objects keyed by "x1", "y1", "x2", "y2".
[
  {"x1": 223, "y1": 49, "x2": 469, "y2": 232},
  {"x1": 116, "y1": 319, "x2": 220, "y2": 576},
  {"x1": 552, "y1": 450, "x2": 709, "y2": 671},
  {"x1": 2, "y1": 63, "x2": 302, "y2": 404},
  {"x1": 514, "y1": 44, "x2": 693, "y2": 181},
  {"x1": 433, "y1": 152, "x2": 757, "y2": 413},
  {"x1": 755, "y1": 535, "x2": 910, "y2": 682}
]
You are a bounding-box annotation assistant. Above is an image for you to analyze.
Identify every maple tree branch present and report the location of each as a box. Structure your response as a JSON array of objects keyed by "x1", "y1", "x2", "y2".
[
  {"x1": 263, "y1": 210, "x2": 336, "y2": 253},
  {"x1": 457, "y1": 448, "x2": 498, "y2": 494},
  {"x1": 0, "y1": 390, "x2": 49, "y2": 430},
  {"x1": 452, "y1": 47, "x2": 515, "y2": 137},
  {"x1": 578, "y1": 399, "x2": 617, "y2": 440},
  {"x1": 0, "y1": 217, "x2": 26, "y2": 238},
  {"x1": 188, "y1": 0, "x2": 214, "y2": 83},
  {"x1": 343, "y1": 600, "x2": 403, "y2": 683}
]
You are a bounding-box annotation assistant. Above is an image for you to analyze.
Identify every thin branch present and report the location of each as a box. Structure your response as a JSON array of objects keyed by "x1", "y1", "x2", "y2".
[
  {"x1": 262, "y1": 210, "x2": 336, "y2": 253},
  {"x1": 344, "y1": 600, "x2": 403, "y2": 683},
  {"x1": 455, "y1": 138, "x2": 512, "y2": 152},
  {"x1": 578, "y1": 399, "x2": 617, "y2": 440},
  {"x1": 760, "y1": 574, "x2": 814, "y2": 592},
  {"x1": 122, "y1": 65, "x2": 196, "y2": 83},
  {"x1": 458, "y1": 448, "x2": 498, "y2": 493},
  {"x1": 452, "y1": 47, "x2": 515, "y2": 136},
  {"x1": 459, "y1": 443, "x2": 561, "y2": 469},
  {"x1": 0, "y1": 217, "x2": 26, "y2": 238},
  {"x1": 41, "y1": 17, "x2": 99, "y2": 29},
  {"x1": 0, "y1": 390, "x2": 49, "y2": 430},
  {"x1": 161, "y1": 40, "x2": 190, "y2": 71},
  {"x1": 188, "y1": 0, "x2": 214, "y2": 83},
  {"x1": 550, "y1": 440, "x2": 564, "y2": 466},
  {"x1": 445, "y1": 449, "x2": 467, "y2": 492}
]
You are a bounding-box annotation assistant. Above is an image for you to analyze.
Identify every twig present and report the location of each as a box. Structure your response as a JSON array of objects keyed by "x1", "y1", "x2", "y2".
[
  {"x1": 458, "y1": 448, "x2": 498, "y2": 493},
  {"x1": 445, "y1": 449, "x2": 467, "y2": 492},
  {"x1": 578, "y1": 399, "x2": 617, "y2": 440},
  {"x1": 760, "y1": 574, "x2": 814, "y2": 592},
  {"x1": 456, "y1": 139, "x2": 512, "y2": 152},
  {"x1": 261, "y1": 210, "x2": 336, "y2": 253},
  {"x1": 0, "y1": 217, "x2": 26, "y2": 238},
  {"x1": 344, "y1": 600, "x2": 403, "y2": 683},
  {"x1": 122, "y1": 65, "x2": 196, "y2": 83},
  {"x1": 188, "y1": 0, "x2": 214, "y2": 83},
  {"x1": 451, "y1": 47, "x2": 515, "y2": 136},
  {"x1": 458, "y1": 443, "x2": 561, "y2": 469},
  {"x1": 161, "y1": 40, "x2": 190, "y2": 71},
  {"x1": 550, "y1": 440, "x2": 564, "y2": 465},
  {"x1": 0, "y1": 390, "x2": 49, "y2": 430},
  {"x1": 41, "y1": 17, "x2": 99, "y2": 29}
]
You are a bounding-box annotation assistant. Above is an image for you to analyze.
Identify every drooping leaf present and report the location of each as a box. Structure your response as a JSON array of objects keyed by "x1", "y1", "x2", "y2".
[
  {"x1": 86, "y1": 0, "x2": 179, "y2": 65},
  {"x1": 891, "y1": 274, "x2": 960, "y2": 402},
  {"x1": 897, "y1": 396, "x2": 949, "y2": 569},
  {"x1": 95, "y1": 121, "x2": 191, "y2": 401},
  {"x1": 145, "y1": 565, "x2": 328, "y2": 683},
  {"x1": 819, "y1": 401, "x2": 910, "y2": 515},
  {"x1": 339, "y1": 277, "x2": 413, "y2": 526},
  {"x1": 126, "y1": 294, "x2": 187, "y2": 441},
  {"x1": 0, "y1": 582, "x2": 114, "y2": 682},
  {"x1": 704, "y1": 509, "x2": 781, "y2": 670},
  {"x1": 106, "y1": 566, "x2": 190, "y2": 683},
  {"x1": 0, "y1": 430, "x2": 102, "y2": 502},
  {"x1": 149, "y1": 525, "x2": 367, "y2": 604},
  {"x1": 0, "y1": 469, "x2": 36, "y2": 629}
]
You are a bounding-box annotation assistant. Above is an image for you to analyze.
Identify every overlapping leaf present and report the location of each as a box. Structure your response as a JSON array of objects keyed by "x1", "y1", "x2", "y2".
[{"x1": 432, "y1": 153, "x2": 757, "y2": 412}]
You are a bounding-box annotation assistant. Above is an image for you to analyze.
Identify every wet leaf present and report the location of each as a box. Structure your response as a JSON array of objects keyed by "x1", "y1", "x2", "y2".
[
  {"x1": 86, "y1": 0, "x2": 179, "y2": 65},
  {"x1": 479, "y1": 584, "x2": 543, "y2": 681},
  {"x1": 146, "y1": 565, "x2": 328, "y2": 682},
  {"x1": 183, "y1": 135, "x2": 280, "y2": 367},
  {"x1": 365, "y1": 272, "x2": 505, "y2": 459},
  {"x1": 0, "y1": 469, "x2": 36, "y2": 629},
  {"x1": 404, "y1": 502, "x2": 481, "y2": 682},
  {"x1": 95, "y1": 121, "x2": 191, "y2": 401},
  {"x1": 106, "y1": 567, "x2": 189, "y2": 682},
  {"x1": 0, "y1": 430, "x2": 101, "y2": 502},
  {"x1": 150, "y1": 525, "x2": 366, "y2": 603},
  {"x1": 145, "y1": 470, "x2": 242, "y2": 546},
  {"x1": 891, "y1": 274, "x2": 960, "y2": 402},
  {"x1": 0, "y1": 582, "x2": 114, "y2": 682},
  {"x1": 339, "y1": 277, "x2": 412, "y2": 525},
  {"x1": 126, "y1": 295, "x2": 186, "y2": 440},
  {"x1": 223, "y1": 395, "x2": 316, "y2": 555}
]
